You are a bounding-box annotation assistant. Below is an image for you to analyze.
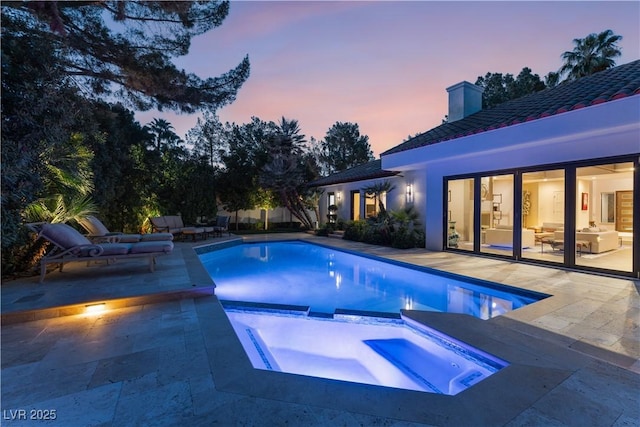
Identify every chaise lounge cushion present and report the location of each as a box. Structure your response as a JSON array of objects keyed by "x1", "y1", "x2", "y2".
[
  {"x1": 140, "y1": 233, "x2": 174, "y2": 242},
  {"x1": 41, "y1": 223, "x2": 92, "y2": 254},
  {"x1": 83, "y1": 243, "x2": 132, "y2": 256},
  {"x1": 129, "y1": 240, "x2": 174, "y2": 254},
  {"x1": 150, "y1": 215, "x2": 187, "y2": 235},
  {"x1": 30, "y1": 222, "x2": 175, "y2": 283},
  {"x1": 79, "y1": 216, "x2": 173, "y2": 243}
]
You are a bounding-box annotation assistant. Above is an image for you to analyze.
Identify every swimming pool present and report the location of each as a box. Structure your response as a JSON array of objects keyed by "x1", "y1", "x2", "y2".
[
  {"x1": 199, "y1": 240, "x2": 545, "y2": 318},
  {"x1": 198, "y1": 240, "x2": 545, "y2": 394}
]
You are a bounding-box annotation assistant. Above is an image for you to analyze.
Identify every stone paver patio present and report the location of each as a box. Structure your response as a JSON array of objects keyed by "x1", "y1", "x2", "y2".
[{"x1": 1, "y1": 233, "x2": 638, "y2": 426}]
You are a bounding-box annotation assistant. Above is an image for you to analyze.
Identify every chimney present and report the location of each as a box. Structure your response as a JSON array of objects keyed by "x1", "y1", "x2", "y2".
[{"x1": 446, "y1": 81, "x2": 483, "y2": 122}]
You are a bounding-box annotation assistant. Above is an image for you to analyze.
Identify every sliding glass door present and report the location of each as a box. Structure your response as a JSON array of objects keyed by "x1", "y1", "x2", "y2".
[
  {"x1": 521, "y1": 169, "x2": 565, "y2": 264},
  {"x1": 575, "y1": 162, "x2": 634, "y2": 272},
  {"x1": 480, "y1": 174, "x2": 514, "y2": 257},
  {"x1": 444, "y1": 157, "x2": 637, "y2": 277},
  {"x1": 446, "y1": 178, "x2": 474, "y2": 251}
]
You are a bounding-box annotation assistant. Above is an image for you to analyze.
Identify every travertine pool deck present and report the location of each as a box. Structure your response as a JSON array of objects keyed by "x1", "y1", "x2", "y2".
[{"x1": 1, "y1": 232, "x2": 638, "y2": 426}]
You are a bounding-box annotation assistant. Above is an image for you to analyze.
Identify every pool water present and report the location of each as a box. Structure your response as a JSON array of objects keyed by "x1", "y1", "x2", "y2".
[
  {"x1": 199, "y1": 241, "x2": 545, "y2": 318},
  {"x1": 225, "y1": 307, "x2": 508, "y2": 395},
  {"x1": 198, "y1": 241, "x2": 545, "y2": 394}
]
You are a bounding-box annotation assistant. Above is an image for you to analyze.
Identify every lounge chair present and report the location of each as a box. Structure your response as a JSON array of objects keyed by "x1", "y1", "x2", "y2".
[
  {"x1": 150, "y1": 215, "x2": 206, "y2": 240},
  {"x1": 212, "y1": 215, "x2": 231, "y2": 236},
  {"x1": 78, "y1": 215, "x2": 173, "y2": 243},
  {"x1": 27, "y1": 222, "x2": 174, "y2": 283}
]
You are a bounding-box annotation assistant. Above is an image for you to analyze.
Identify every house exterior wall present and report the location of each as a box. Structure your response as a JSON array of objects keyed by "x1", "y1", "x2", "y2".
[
  {"x1": 382, "y1": 96, "x2": 640, "y2": 251},
  {"x1": 317, "y1": 175, "x2": 411, "y2": 226}
]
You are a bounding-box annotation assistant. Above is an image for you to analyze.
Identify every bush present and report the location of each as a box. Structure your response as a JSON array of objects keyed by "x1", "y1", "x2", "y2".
[
  {"x1": 343, "y1": 220, "x2": 366, "y2": 241},
  {"x1": 341, "y1": 209, "x2": 425, "y2": 249},
  {"x1": 391, "y1": 227, "x2": 415, "y2": 249},
  {"x1": 316, "y1": 224, "x2": 331, "y2": 236}
]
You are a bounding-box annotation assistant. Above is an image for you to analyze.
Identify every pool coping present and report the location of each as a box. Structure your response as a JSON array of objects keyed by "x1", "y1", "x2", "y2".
[
  {"x1": 197, "y1": 293, "x2": 597, "y2": 425},
  {"x1": 192, "y1": 239, "x2": 625, "y2": 425}
]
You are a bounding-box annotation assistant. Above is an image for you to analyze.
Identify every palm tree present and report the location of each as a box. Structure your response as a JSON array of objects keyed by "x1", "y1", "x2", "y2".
[
  {"x1": 148, "y1": 118, "x2": 178, "y2": 151},
  {"x1": 362, "y1": 181, "x2": 396, "y2": 217},
  {"x1": 559, "y1": 29, "x2": 623, "y2": 81}
]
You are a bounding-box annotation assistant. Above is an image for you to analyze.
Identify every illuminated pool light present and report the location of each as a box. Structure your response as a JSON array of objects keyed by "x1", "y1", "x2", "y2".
[{"x1": 225, "y1": 307, "x2": 508, "y2": 395}]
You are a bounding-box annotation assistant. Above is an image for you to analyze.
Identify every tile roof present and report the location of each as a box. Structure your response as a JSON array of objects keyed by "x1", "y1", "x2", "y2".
[
  {"x1": 307, "y1": 159, "x2": 399, "y2": 187},
  {"x1": 382, "y1": 59, "x2": 640, "y2": 156}
]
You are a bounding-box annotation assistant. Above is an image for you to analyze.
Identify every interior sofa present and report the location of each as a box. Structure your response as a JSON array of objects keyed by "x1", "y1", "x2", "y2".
[
  {"x1": 485, "y1": 226, "x2": 535, "y2": 248},
  {"x1": 553, "y1": 227, "x2": 619, "y2": 253}
]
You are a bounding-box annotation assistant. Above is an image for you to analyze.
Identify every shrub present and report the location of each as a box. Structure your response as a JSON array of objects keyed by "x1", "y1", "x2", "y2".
[
  {"x1": 343, "y1": 220, "x2": 366, "y2": 241},
  {"x1": 391, "y1": 227, "x2": 415, "y2": 249}
]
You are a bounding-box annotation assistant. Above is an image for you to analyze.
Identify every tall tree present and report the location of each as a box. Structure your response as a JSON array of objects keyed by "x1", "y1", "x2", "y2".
[
  {"x1": 1, "y1": 1, "x2": 250, "y2": 112},
  {"x1": 1, "y1": 14, "x2": 94, "y2": 249},
  {"x1": 260, "y1": 118, "x2": 319, "y2": 228},
  {"x1": 218, "y1": 118, "x2": 275, "y2": 228},
  {"x1": 89, "y1": 103, "x2": 159, "y2": 232},
  {"x1": 475, "y1": 67, "x2": 546, "y2": 109},
  {"x1": 147, "y1": 118, "x2": 179, "y2": 152},
  {"x1": 320, "y1": 122, "x2": 374, "y2": 175},
  {"x1": 186, "y1": 111, "x2": 228, "y2": 168},
  {"x1": 559, "y1": 29, "x2": 623, "y2": 81}
]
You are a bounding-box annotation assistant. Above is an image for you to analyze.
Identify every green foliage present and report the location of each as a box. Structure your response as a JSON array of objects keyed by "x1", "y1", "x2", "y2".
[
  {"x1": 475, "y1": 30, "x2": 624, "y2": 109},
  {"x1": 343, "y1": 220, "x2": 367, "y2": 241},
  {"x1": 259, "y1": 118, "x2": 320, "y2": 229},
  {"x1": 315, "y1": 223, "x2": 333, "y2": 236},
  {"x1": 89, "y1": 103, "x2": 158, "y2": 233},
  {"x1": 1, "y1": 11, "x2": 89, "y2": 250},
  {"x1": 342, "y1": 207, "x2": 424, "y2": 249},
  {"x1": 2, "y1": 1, "x2": 250, "y2": 113},
  {"x1": 186, "y1": 111, "x2": 228, "y2": 168},
  {"x1": 475, "y1": 67, "x2": 546, "y2": 109},
  {"x1": 559, "y1": 29, "x2": 623, "y2": 81},
  {"x1": 1, "y1": 0, "x2": 249, "y2": 277},
  {"x1": 361, "y1": 181, "x2": 396, "y2": 217},
  {"x1": 319, "y1": 122, "x2": 374, "y2": 175}
]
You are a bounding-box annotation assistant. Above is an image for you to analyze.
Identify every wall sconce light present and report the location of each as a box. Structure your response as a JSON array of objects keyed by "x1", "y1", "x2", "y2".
[
  {"x1": 406, "y1": 183, "x2": 414, "y2": 204},
  {"x1": 336, "y1": 192, "x2": 341, "y2": 201}
]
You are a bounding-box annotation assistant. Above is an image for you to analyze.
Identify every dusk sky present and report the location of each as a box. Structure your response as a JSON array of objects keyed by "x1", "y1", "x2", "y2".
[{"x1": 136, "y1": 1, "x2": 640, "y2": 157}]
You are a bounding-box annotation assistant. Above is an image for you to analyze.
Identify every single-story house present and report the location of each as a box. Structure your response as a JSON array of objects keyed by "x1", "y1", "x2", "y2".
[{"x1": 310, "y1": 60, "x2": 639, "y2": 278}]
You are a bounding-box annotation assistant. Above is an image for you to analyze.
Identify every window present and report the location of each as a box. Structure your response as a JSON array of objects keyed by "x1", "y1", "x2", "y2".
[
  {"x1": 521, "y1": 169, "x2": 565, "y2": 264},
  {"x1": 446, "y1": 178, "x2": 474, "y2": 251},
  {"x1": 327, "y1": 192, "x2": 336, "y2": 224},
  {"x1": 445, "y1": 158, "x2": 637, "y2": 277},
  {"x1": 480, "y1": 174, "x2": 514, "y2": 257},
  {"x1": 351, "y1": 190, "x2": 361, "y2": 221},
  {"x1": 575, "y1": 162, "x2": 633, "y2": 272}
]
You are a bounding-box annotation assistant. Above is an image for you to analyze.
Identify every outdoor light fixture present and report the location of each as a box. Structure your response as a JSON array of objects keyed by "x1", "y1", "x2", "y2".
[
  {"x1": 406, "y1": 183, "x2": 414, "y2": 204},
  {"x1": 85, "y1": 303, "x2": 106, "y2": 314},
  {"x1": 336, "y1": 192, "x2": 341, "y2": 201}
]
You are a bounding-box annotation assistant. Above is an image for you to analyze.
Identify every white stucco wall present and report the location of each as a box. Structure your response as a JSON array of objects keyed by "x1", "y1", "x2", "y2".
[
  {"x1": 382, "y1": 96, "x2": 640, "y2": 251},
  {"x1": 317, "y1": 175, "x2": 416, "y2": 225}
]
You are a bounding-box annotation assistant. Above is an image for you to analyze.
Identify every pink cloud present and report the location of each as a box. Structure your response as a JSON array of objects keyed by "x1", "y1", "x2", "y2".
[{"x1": 137, "y1": 1, "x2": 640, "y2": 157}]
